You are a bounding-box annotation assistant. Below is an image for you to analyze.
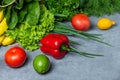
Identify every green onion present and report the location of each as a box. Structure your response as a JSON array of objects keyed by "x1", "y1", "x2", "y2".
[{"x1": 53, "y1": 22, "x2": 112, "y2": 46}]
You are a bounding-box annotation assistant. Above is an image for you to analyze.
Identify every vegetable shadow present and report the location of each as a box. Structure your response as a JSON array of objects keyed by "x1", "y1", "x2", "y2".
[{"x1": 89, "y1": 22, "x2": 95, "y2": 30}]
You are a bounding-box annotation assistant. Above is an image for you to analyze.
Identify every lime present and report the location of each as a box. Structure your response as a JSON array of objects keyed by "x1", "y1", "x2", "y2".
[{"x1": 33, "y1": 54, "x2": 51, "y2": 74}]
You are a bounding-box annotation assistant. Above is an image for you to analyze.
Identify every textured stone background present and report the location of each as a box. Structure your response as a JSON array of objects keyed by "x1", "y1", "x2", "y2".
[{"x1": 0, "y1": 13, "x2": 120, "y2": 80}]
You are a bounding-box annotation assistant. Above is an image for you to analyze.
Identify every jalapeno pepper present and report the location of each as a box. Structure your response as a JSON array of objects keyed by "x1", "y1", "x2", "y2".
[{"x1": 40, "y1": 33, "x2": 103, "y2": 59}]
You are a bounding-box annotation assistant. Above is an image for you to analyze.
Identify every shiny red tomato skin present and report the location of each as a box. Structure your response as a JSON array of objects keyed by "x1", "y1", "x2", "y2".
[
  {"x1": 4, "y1": 46, "x2": 27, "y2": 68},
  {"x1": 71, "y1": 14, "x2": 90, "y2": 31}
]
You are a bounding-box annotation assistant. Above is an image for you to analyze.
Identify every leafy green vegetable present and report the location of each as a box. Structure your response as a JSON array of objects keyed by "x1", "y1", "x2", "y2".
[
  {"x1": 3, "y1": 0, "x2": 22, "y2": 29},
  {"x1": 44, "y1": 0, "x2": 86, "y2": 21},
  {"x1": 6, "y1": 5, "x2": 55, "y2": 51},
  {"x1": 0, "y1": 0, "x2": 16, "y2": 8},
  {"x1": 4, "y1": 5, "x2": 12, "y2": 22},
  {"x1": 3, "y1": 0, "x2": 112, "y2": 51},
  {"x1": 77, "y1": 0, "x2": 120, "y2": 16},
  {"x1": 24, "y1": 1, "x2": 40, "y2": 26},
  {"x1": 82, "y1": 0, "x2": 115, "y2": 16},
  {"x1": 8, "y1": 8, "x2": 18, "y2": 29},
  {"x1": 3, "y1": 0, "x2": 41, "y2": 29},
  {"x1": 14, "y1": 0, "x2": 24, "y2": 10},
  {"x1": 18, "y1": 6, "x2": 27, "y2": 23},
  {"x1": 4, "y1": 6, "x2": 18, "y2": 29},
  {"x1": 44, "y1": 0, "x2": 120, "y2": 20},
  {"x1": 24, "y1": 0, "x2": 32, "y2": 3},
  {"x1": 2, "y1": 0, "x2": 14, "y2": 5}
]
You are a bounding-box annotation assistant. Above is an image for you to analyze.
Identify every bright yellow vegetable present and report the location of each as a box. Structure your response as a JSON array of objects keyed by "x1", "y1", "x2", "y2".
[
  {"x1": 0, "y1": 18, "x2": 8, "y2": 36},
  {"x1": 97, "y1": 18, "x2": 116, "y2": 30},
  {"x1": 2, "y1": 36, "x2": 14, "y2": 46},
  {"x1": 0, "y1": 34, "x2": 5, "y2": 45},
  {"x1": 0, "y1": 10, "x2": 4, "y2": 22}
]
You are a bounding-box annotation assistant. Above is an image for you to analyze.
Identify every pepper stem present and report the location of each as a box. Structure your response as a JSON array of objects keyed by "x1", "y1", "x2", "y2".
[
  {"x1": 60, "y1": 44, "x2": 70, "y2": 52},
  {"x1": 61, "y1": 45, "x2": 103, "y2": 58}
]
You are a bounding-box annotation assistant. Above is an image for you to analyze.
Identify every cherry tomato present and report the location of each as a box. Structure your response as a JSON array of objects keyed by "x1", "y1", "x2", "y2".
[
  {"x1": 4, "y1": 46, "x2": 27, "y2": 68},
  {"x1": 71, "y1": 13, "x2": 90, "y2": 31}
]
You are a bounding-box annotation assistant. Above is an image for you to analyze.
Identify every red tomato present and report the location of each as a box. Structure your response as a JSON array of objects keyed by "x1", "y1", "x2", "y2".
[
  {"x1": 71, "y1": 14, "x2": 90, "y2": 31},
  {"x1": 4, "y1": 46, "x2": 27, "y2": 68}
]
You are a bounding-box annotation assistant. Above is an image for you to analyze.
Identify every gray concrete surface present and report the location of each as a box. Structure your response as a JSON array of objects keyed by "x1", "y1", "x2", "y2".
[{"x1": 0, "y1": 13, "x2": 120, "y2": 80}]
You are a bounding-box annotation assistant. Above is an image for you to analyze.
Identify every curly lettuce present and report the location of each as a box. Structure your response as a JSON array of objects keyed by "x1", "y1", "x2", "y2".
[
  {"x1": 44, "y1": 0, "x2": 86, "y2": 21},
  {"x1": 6, "y1": 5, "x2": 55, "y2": 51}
]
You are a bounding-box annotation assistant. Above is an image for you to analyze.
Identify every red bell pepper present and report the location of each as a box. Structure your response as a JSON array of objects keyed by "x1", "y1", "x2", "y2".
[
  {"x1": 40, "y1": 33, "x2": 103, "y2": 59},
  {"x1": 40, "y1": 33, "x2": 69, "y2": 59}
]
